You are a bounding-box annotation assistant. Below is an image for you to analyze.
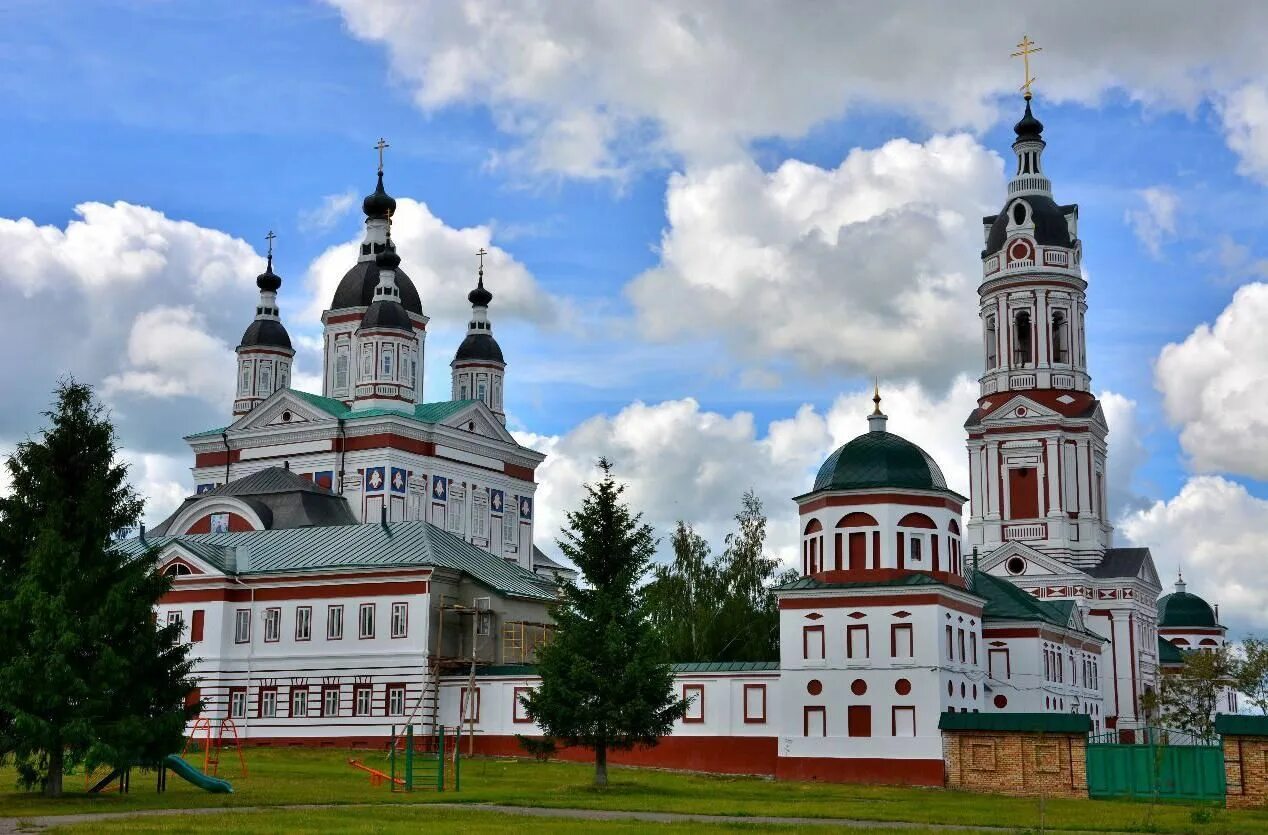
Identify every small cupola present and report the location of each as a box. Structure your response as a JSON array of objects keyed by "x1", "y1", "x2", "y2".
[
  {"x1": 234, "y1": 232, "x2": 295, "y2": 417},
  {"x1": 451, "y1": 248, "x2": 506, "y2": 423}
]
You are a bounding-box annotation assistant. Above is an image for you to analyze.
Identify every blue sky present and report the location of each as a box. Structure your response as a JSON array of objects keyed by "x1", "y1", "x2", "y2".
[{"x1": 2, "y1": 1, "x2": 1267, "y2": 628}]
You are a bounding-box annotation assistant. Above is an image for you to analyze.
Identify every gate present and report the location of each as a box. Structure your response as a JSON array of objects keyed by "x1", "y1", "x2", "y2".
[{"x1": 1086, "y1": 727, "x2": 1225, "y2": 802}]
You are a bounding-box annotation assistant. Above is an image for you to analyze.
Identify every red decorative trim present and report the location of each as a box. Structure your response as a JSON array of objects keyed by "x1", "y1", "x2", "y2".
[
  {"x1": 836, "y1": 511, "x2": 879, "y2": 527},
  {"x1": 897, "y1": 512, "x2": 937, "y2": 529},
  {"x1": 682, "y1": 684, "x2": 705, "y2": 723},
  {"x1": 776, "y1": 756, "x2": 942, "y2": 786},
  {"x1": 159, "y1": 580, "x2": 429, "y2": 605},
  {"x1": 190, "y1": 609, "x2": 205, "y2": 642},
  {"x1": 184, "y1": 512, "x2": 255, "y2": 534},
  {"x1": 802, "y1": 625, "x2": 825, "y2": 660},
  {"x1": 465, "y1": 734, "x2": 777, "y2": 776},
  {"x1": 504, "y1": 463, "x2": 537, "y2": 481},
  {"x1": 804, "y1": 612, "x2": 824, "y2": 620},
  {"x1": 781, "y1": 592, "x2": 982, "y2": 616},
  {"x1": 806, "y1": 567, "x2": 968, "y2": 589},
  {"x1": 803, "y1": 705, "x2": 827, "y2": 737},
  {"x1": 195, "y1": 449, "x2": 242, "y2": 468},
  {"x1": 799, "y1": 493, "x2": 963, "y2": 512},
  {"x1": 338, "y1": 433, "x2": 435, "y2": 456},
  {"x1": 743, "y1": 684, "x2": 767, "y2": 724},
  {"x1": 161, "y1": 556, "x2": 206, "y2": 575}
]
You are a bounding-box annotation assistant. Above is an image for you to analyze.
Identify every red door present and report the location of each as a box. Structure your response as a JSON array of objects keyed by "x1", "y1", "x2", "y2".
[
  {"x1": 1009, "y1": 468, "x2": 1039, "y2": 519},
  {"x1": 848, "y1": 532, "x2": 866, "y2": 571}
]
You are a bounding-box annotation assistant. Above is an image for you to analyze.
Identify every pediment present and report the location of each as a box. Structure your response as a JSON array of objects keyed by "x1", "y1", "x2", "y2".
[
  {"x1": 980, "y1": 541, "x2": 1083, "y2": 580},
  {"x1": 438, "y1": 402, "x2": 517, "y2": 445},
  {"x1": 979, "y1": 394, "x2": 1061, "y2": 424},
  {"x1": 158, "y1": 543, "x2": 231, "y2": 577},
  {"x1": 230, "y1": 390, "x2": 338, "y2": 433}
]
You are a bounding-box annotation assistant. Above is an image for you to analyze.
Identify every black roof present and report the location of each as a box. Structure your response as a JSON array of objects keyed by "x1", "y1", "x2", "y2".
[
  {"x1": 331, "y1": 260, "x2": 423, "y2": 314},
  {"x1": 362, "y1": 171, "x2": 396, "y2": 219},
  {"x1": 238, "y1": 318, "x2": 293, "y2": 350},
  {"x1": 1087, "y1": 548, "x2": 1151, "y2": 579},
  {"x1": 359, "y1": 299, "x2": 415, "y2": 332},
  {"x1": 454, "y1": 332, "x2": 504, "y2": 364},
  {"x1": 151, "y1": 467, "x2": 356, "y2": 535},
  {"x1": 983, "y1": 194, "x2": 1076, "y2": 256},
  {"x1": 256, "y1": 261, "x2": 281, "y2": 292},
  {"x1": 1013, "y1": 98, "x2": 1044, "y2": 142}
]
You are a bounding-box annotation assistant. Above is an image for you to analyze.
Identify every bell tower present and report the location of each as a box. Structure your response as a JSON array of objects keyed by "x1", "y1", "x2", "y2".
[{"x1": 965, "y1": 81, "x2": 1111, "y2": 569}]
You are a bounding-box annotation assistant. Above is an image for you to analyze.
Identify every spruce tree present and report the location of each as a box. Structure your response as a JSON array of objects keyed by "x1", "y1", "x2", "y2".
[
  {"x1": 523, "y1": 458, "x2": 687, "y2": 786},
  {"x1": 0, "y1": 380, "x2": 195, "y2": 796}
]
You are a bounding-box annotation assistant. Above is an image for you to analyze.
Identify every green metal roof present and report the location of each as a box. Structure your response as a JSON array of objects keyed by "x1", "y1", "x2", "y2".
[
  {"x1": 974, "y1": 572, "x2": 1069, "y2": 627},
  {"x1": 1158, "y1": 590, "x2": 1219, "y2": 628},
  {"x1": 813, "y1": 430, "x2": 960, "y2": 497},
  {"x1": 1215, "y1": 714, "x2": 1268, "y2": 736},
  {"x1": 189, "y1": 391, "x2": 483, "y2": 439},
  {"x1": 774, "y1": 573, "x2": 954, "y2": 593},
  {"x1": 939, "y1": 712, "x2": 1092, "y2": 734},
  {"x1": 186, "y1": 425, "x2": 230, "y2": 439},
  {"x1": 290, "y1": 389, "x2": 351, "y2": 417},
  {"x1": 1158, "y1": 636, "x2": 1184, "y2": 666},
  {"x1": 117, "y1": 520, "x2": 557, "y2": 601},
  {"x1": 672, "y1": 661, "x2": 779, "y2": 673}
]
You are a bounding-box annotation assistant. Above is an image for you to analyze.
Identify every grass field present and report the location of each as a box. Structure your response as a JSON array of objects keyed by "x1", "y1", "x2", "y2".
[{"x1": 0, "y1": 747, "x2": 1263, "y2": 833}]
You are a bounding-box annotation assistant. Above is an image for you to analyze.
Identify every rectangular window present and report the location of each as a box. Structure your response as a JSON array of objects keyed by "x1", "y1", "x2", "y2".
[
  {"x1": 191, "y1": 609, "x2": 205, "y2": 642},
  {"x1": 322, "y1": 685, "x2": 340, "y2": 717},
  {"x1": 387, "y1": 685, "x2": 406, "y2": 717},
  {"x1": 264, "y1": 607, "x2": 281, "y2": 642},
  {"x1": 988, "y1": 648, "x2": 1010, "y2": 680},
  {"x1": 382, "y1": 345, "x2": 394, "y2": 378},
  {"x1": 239, "y1": 362, "x2": 252, "y2": 394},
  {"x1": 295, "y1": 606, "x2": 312, "y2": 641},
  {"x1": 234, "y1": 609, "x2": 251, "y2": 644},
  {"x1": 683, "y1": 684, "x2": 705, "y2": 723},
  {"x1": 327, "y1": 604, "x2": 344, "y2": 640},
  {"x1": 334, "y1": 345, "x2": 350, "y2": 392},
  {"x1": 847, "y1": 704, "x2": 872, "y2": 737},
  {"x1": 503, "y1": 498, "x2": 518, "y2": 549},
  {"x1": 361, "y1": 344, "x2": 374, "y2": 379},
  {"x1": 472, "y1": 490, "x2": 489, "y2": 540},
  {"x1": 803, "y1": 625, "x2": 825, "y2": 661},
  {"x1": 257, "y1": 360, "x2": 273, "y2": 395},
  {"x1": 354, "y1": 685, "x2": 372, "y2": 717},
  {"x1": 945, "y1": 624, "x2": 953, "y2": 659},
  {"x1": 847, "y1": 624, "x2": 870, "y2": 660},
  {"x1": 513, "y1": 686, "x2": 534, "y2": 723},
  {"x1": 957, "y1": 628, "x2": 966, "y2": 663},
  {"x1": 229, "y1": 688, "x2": 246, "y2": 719},
  {"x1": 743, "y1": 683, "x2": 767, "y2": 723},
  {"x1": 804, "y1": 705, "x2": 827, "y2": 737},
  {"x1": 891, "y1": 624, "x2": 914, "y2": 658},
  {"x1": 475, "y1": 597, "x2": 492, "y2": 637},
  {"x1": 971, "y1": 633, "x2": 979, "y2": 665},
  {"x1": 892, "y1": 706, "x2": 916, "y2": 737},
  {"x1": 259, "y1": 688, "x2": 277, "y2": 719},
  {"x1": 390, "y1": 602, "x2": 408, "y2": 638},
  {"x1": 292, "y1": 688, "x2": 309, "y2": 718},
  {"x1": 166, "y1": 610, "x2": 184, "y2": 637},
  {"x1": 459, "y1": 686, "x2": 481, "y2": 724},
  {"x1": 909, "y1": 535, "x2": 923, "y2": 562},
  {"x1": 448, "y1": 486, "x2": 466, "y2": 536},
  {"x1": 359, "y1": 603, "x2": 375, "y2": 639}
]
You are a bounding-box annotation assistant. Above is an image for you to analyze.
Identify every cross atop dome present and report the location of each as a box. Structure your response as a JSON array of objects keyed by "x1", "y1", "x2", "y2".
[
  {"x1": 868, "y1": 379, "x2": 887, "y2": 433},
  {"x1": 1010, "y1": 34, "x2": 1042, "y2": 101}
]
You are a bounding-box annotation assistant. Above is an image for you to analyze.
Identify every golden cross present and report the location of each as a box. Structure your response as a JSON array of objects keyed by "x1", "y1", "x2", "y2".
[
  {"x1": 1011, "y1": 34, "x2": 1042, "y2": 99},
  {"x1": 476, "y1": 247, "x2": 487, "y2": 272},
  {"x1": 374, "y1": 137, "x2": 390, "y2": 172},
  {"x1": 265, "y1": 230, "x2": 276, "y2": 260}
]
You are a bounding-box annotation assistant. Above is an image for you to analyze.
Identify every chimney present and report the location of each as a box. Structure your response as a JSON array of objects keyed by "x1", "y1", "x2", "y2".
[
  {"x1": 380, "y1": 503, "x2": 388, "y2": 527},
  {"x1": 139, "y1": 523, "x2": 146, "y2": 544}
]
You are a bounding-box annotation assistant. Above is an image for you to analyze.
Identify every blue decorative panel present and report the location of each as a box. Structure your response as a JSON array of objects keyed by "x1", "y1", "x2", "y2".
[
  {"x1": 489, "y1": 489, "x2": 505, "y2": 515},
  {"x1": 431, "y1": 475, "x2": 448, "y2": 502},
  {"x1": 365, "y1": 467, "x2": 386, "y2": 492},
  {"x1": 390, "y1": 467, "x2": 408, "y2": 494},
  {"x1": 518, "y1": 495, "x2": 533, "y2": 521}
]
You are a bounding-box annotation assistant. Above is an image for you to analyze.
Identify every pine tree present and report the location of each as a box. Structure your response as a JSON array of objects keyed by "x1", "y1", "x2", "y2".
[
  {"x1": 523, "y1": 458, "x2": 687, "y2": 786},
  {"x1": 0, "y1": 380, "x2": 195, "y2": 796}
]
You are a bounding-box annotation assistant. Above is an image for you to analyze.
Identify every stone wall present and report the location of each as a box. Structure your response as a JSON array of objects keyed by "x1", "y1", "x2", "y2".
[
  {"x1": 1223, "y1": 734, "x2": 1268, "y2": 809},
  {"x1": 943, "y1": 729, "x2": 1088, "y2": 798}
]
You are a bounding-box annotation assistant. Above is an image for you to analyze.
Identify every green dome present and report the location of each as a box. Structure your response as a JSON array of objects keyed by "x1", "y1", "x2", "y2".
[
  {"x1": 814, "y1": 430, "x2": 949, "y2": 493},
  {"x1": 1158, "y1": 590, "x2": 1217, "y2": 628}
]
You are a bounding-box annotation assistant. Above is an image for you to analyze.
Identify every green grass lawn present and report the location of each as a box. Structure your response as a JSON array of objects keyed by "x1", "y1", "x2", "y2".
[{"x1": 0, "y1": 747, "x2": 1262, "y2": 834}]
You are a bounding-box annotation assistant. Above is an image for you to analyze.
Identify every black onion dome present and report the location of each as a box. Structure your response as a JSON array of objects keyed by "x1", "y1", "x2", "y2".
[
  {"x1": 256, "y1": 258, "x2": 282, "y2": 293},
  {"x1": 983, "y1": 194, "x2": 1075, "y2": 256},
  {"x1": 376, "y1": 247, "x2": 401, "y2": 271},
  {"x1": 1014, "y1": 98, "x2": 1044, "y2": 141},
  {"x1": 454, "y1": 333, "x2": 504, "y2": 364},
  {"x1": 362, "y1": 171, "x2": 397, "y2": 219},
  {"x1": 359, "y1": 299, "x2": 414, "y2": 332},
  {"x1": 330, "y1": 262, "x2": 423, "y2": 314},
  {"x1": 239, "y1": 318, "x2": 293, "y2": 350},
  {"x1": 814, "y1": 430, "x2": 949, "y2": 493},
  {"x1": 468, "y1": 280, "x2": 492, "y2": 307}
]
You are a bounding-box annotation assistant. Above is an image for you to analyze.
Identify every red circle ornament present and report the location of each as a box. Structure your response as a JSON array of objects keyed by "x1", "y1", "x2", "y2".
[
  {"x1": 807, "y1": 679, "x2": 823, "y2": 696},
  {"x1": 994, "y1": 694, "x2": 1008, "y2": 708},
  {"x1": 851, "y1": 679, "x2": 867, "y2": 696},
  {"x1": 895, "y1": 678, "x2": 912, "y2": 696}
]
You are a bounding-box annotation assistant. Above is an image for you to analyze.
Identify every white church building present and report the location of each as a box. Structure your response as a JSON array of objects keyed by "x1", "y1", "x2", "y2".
[{"x1": 128, "y1": 93, "x2": 1218, "y2": 783}]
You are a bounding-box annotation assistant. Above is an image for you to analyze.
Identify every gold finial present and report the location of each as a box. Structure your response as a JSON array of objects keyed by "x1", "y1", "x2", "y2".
[
  {"x1": 1011, "y1": 34, "x2": 1042, "y2": 100},
  {"x1": 872, "y1": 378, "x2": 883, "y2": 416},
  {"x1": 374, "y1": 137, "x2": 390, "y2": 173}
]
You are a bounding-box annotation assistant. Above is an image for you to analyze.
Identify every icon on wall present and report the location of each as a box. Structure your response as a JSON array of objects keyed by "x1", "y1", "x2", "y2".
[
  {"x1": 314, "y1": 471, "x2": 334, "y2": 490},
  {"x1": 432, "y1": 476, "x2": 448, "y2": 501},
  {"x1": 490, "y1": 489, "x2": 504, "y2": 514},
  {"x1": 196, "y1": 483, "x2": 216, "y2": 495},
  {"x1": 365, "y1": 467, "x2": 385, "y2": 492},
  {"x1": 391, "y1": 467, "x2": 407, "y2": 494},
  {"x1": 519, "y1": 496, "x2": 532, "y2": 521},
  {"x1": 210, "y1": 512, "x2": 230, "y2": 533}
]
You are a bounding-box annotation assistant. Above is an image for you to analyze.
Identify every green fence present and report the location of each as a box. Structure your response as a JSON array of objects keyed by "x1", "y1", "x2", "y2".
[{"x1": 1087, "y1": 728, "x2": 1224, "y2": 803}]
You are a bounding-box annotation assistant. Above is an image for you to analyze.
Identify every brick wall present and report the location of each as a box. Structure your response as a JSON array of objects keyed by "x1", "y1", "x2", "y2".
[
  {"x1": 1224, "y1": 734, "x2": 1268, "y2": 809},
  {"x1": 943, "y1": 729, "x2": 1087, "y2": 798}
]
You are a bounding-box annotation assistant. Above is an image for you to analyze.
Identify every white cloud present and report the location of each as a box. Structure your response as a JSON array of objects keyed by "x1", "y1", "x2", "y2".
[
  {"x1": 120, "y1": 449, "x2": 194, "y2": 527},
  {"x1": 300, "y1": 196, "x2": 563, "y2": 327},
  {"x1": 626, "y1": 136, "x2": 999, "y2": 382},
  {"x1": 1120, "y1": 476, "x2": 1268, "y2": 633},
  {"x1": 516, "y1": 377, "x2": 978, "y2": 567},
  {"x1": 1099, "y1": 390, "x2": 1150, "y2": 520},
  {"x1": 298, "y1": 190, "x2": 358, "y2": 232},
  {"x1": 1220, "y1": 83, "x2": 1268, "y2": 184},
  {"x1": 1155, "y1": 282, "x2": 1268, "y2": 479},
  {"x1": 1123, "y1": 187, "x2": 1179, "y2": 258},
  {"x1": 329, "y1": 1, "x2": 1268, "y2": 178},
  {"x1": 102, "y1": 307, "x2": 237, "y2": 406}
]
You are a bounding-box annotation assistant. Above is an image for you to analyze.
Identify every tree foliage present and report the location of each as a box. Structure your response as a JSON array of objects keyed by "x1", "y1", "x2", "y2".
[
  {"x1": 1236, "y1": 636, "x2": 1268, "y2": 715},
  {"x1": 645, "y1": 491, "x2": 795, "y2": 663},
  {"x1": 522, "y1": 458, "x2": 687, "y2": 786},
  {"x1": 0, "y1": 380, "x2": 196, "y2": 796},
  {"x1": 1144, "y1": 646, "x2": 1239, "y2": 738}
]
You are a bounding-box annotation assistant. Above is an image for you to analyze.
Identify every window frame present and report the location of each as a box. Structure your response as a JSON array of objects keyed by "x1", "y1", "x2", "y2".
[
  {"x1": 513, "y1": 686, "x2": 535, "y2": 724},
  {"x1": 890, "y1": 623, "x2": 914, "y2": 659},
  {"x1": 327, "y1": 604, "x2": 344, "y2": 640},
  {"x1": 387, "y1": 684, "x2": 406, "y2": 717},
  {"x1": 802, "y1": 624, "x2": 825, "y2": 662},
  {"x1": 229, "y1": 687, "x2": 247, "y2": 719},
  {"x1": 743, "y1": 683, "x2": 767, "y2": 724},
  {"x1": 682, "y1": 684, "x2": 705, "y2": 723},
  {"x1": 258, "y1": 686, "x2": 278, "y2": 719},
  {"x1": 321, "y1": 685, "x2": 341, "y2": 717},
  {"x1": 390, "y1": 602, "x2": 408, "y2": 639},
  {"x1": 459, "y1": 686, "x2": 481, "y2": 724},
  {"x1": 295, "y1": 606, "x2": 312, "y2": 642},
  {"x1": 263, "y1": 606, "x2": 281, "y2": 643},
  {"x1": 803, "y1": 705, "x2": 827, "y2": 738},
  {"x1": 846, "y1": 624, "x2": 870, "y2": 660},
  {"x1": 353, "y1": 684, "x2": 372, "y2": 717},
  {"x1": 358, "y1": 603, "x2": 375, "y2": 640},
  {"x1": 291, "y1": 687, "x2": 309, "y2": 718},
  {"x1": 892, "y1": 705, "x2": 917, "y2": 738},
  {"x1": 234, "y1": 608, "x2": 251, "y2": 644}
]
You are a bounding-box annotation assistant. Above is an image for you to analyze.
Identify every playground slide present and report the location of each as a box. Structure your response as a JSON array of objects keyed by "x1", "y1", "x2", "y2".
[{"x1": 163, "y1": 754, "x2": 234, "y2": 793}]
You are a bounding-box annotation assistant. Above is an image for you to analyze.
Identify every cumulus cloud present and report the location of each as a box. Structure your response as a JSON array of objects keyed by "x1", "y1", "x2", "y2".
[
  {"x1": 1123, "y1": 187, "x2": 1179, "y2": 258},
  {"x1": 1220, "y1": 83, "x2": 1268, "y2": 184},
  {"x1": 1099, "y1": 390, "x2": 1150, "y2": 521},
  {"x1": 626, "y1": 136, "x2": 1000, "y2": 382},
  {"x1": 102, "y1": 307, "x2": 237, "y2": 405},
  {"x1": 1155, "y1": 282, "x2": 1268, "y2": 479},
  {"x1": 329, "y1": 1, "x2": 1268, "y2": 177},
  {"x1": 298, "y1": 189, "x2": 358, "y2": 232},
  {"x1": 1120, "y1": 476, "x2": 1268, "y2": 633},
  {"x1": 299, "y1": 196, "x2": 563, "y2": 327},
  {"x1": 516, "y1": 377, "x2": 979, "y2": 567}
]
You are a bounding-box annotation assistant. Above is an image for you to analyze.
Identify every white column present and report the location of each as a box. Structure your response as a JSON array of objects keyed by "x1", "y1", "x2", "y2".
[
  {"x1": 1036, "y1": 289, "x2": 1050, "y2": 367},
  {"x1": 1046, "y1": 437, "x2": 1063, "y2": 518},
  {"x1": 996, "y1": 294, "x2": 1008, "y2": 371},
  {"x1": 985, "y1": 442, "x2": 1000, "y2": 518},
  {"x1": 1075, "y1": 439, "x2": 1091, "y2": 514}
]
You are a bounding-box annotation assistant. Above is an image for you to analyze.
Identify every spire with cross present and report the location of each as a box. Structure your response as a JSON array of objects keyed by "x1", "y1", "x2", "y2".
[
  {"x1": 265, "y1": 230, "x2": 276, "y2": 269},
  {"x1": 375, "y1": 137, "x2": 390, "y2": 173},
  {"x1": 1011, "y1": 34, "x2": 1042, "y2": 100}
]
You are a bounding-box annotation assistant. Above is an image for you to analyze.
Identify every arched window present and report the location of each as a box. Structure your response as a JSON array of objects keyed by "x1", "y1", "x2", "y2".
[
  {"x1": 1051, "y1": 310, "x2": 1069, "y2": 364},
  {"x1": 163, "y1": 563, "x2": 192, "y2": 578},
  {"x1": 985, "y1": 316, "x2": 998, "y2": 369},
  {"x1": 836, "y1": 512, "x2": 878, "y2": 528},
  {"x1": 1014, "y1": 311, "x2": 1033, "y2": 365},
  {"x1": 803, "y1": 519, "x2": 824, "y2": 575}
]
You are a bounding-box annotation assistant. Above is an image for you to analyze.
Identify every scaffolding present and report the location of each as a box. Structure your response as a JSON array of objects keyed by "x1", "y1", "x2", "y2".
[{"x1": 501, "y1": 620, "x2": 556, "y2": 664}]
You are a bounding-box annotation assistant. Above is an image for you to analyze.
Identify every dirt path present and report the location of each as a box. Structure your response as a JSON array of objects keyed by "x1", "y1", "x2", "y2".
[{"x1": 0, "y1": 801, "x2": 1149, "y2": 833}]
